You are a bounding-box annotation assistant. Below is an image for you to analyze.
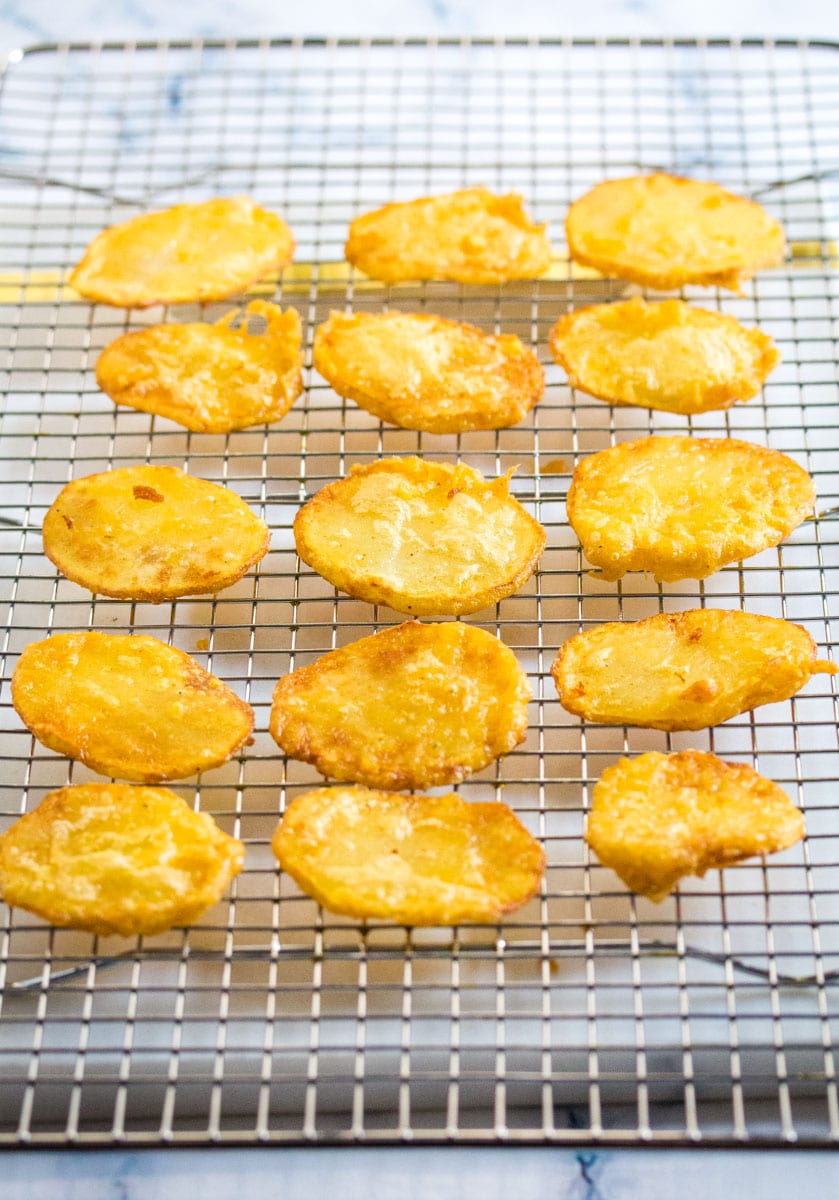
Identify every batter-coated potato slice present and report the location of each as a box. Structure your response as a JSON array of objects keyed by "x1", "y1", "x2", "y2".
[
  {"x1": 271, "y1": 620, "x2": 531, "y2": 790},
  {"x1": 70, "y1": 196, "x2": 294, "y2": 308},
  {"x1": 11, "y1": 632, "x2": 254, "y2": 782},
  {"x1": 549, "y1": 297, "x2": 780, "y2": 415},
  {"x1": 272, "y1": 786, "x2": 545, "y2": 924},
  {"x1": 0, "y1": 783, "x2": 244, "y2": 937},
  {"x1": 566, "y1": 436, "x2": 815, "y2": 582},
  {"x1": 43, "y1": 464, "x2": 270, "y2": 602},
  {"x1": 345, "y1": 187, "x2": 553, "y2": 284},
  {"x1": 313, "y1": 310, "x2": 544, "y2": 434},
  {"x1": 566, "y1": 174, "x2": 786, "y2": 292},
  {"x1": 95, "y1": 302, "x2": 303, "y2": 433},
  {"x1": 552, "y1": 609, "x2": 836, "y2": 730},
  {"x1": 293, "y1": 457, "x2": 545, "y2": 616},
  {"x1": 587, "y1": 750, "x2": 804, "y2": 902}
]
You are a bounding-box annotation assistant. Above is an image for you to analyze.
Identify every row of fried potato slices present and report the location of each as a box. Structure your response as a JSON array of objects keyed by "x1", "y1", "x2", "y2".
[{"x1": 69, "y1": 176, "x2": 785, "y2": 305}]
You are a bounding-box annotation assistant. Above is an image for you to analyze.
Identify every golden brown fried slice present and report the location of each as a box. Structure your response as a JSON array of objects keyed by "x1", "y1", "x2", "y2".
[
  {"x1": 294, "y1": 457, "x2": 545, "y2": 616},
  {"x1": 43, "y1": 464, "x2": 270, "y2": 602},
  {"x1": 95, "y1": 302, "x2": 303, "y2": 433},
  {"x1": 345, "y1": 187, "x2": 553, "y2": 284},
  {"x1": 271, "y1": 620, "x2": 530, "y2": 790},
  {"x1": 549, "y1": 297, "x2": 780, "y2": 415},
  {"x1": 552, "y1": 609, "x2": 836, "y2": 730},
  {"x1": 313, "y1": 310, "x2": 544, "y2": 434},
  {"x1": 70, "y1": 196, "x2": 294, "y2": 308},
  {"x1": 566, "y1": 436, "x2": 815, "y2": 582},
  {"x1": 0, "y1": 783, "x2": 244, "y2": 937},
  {"x1": 587, "y1": 750, "x2": 804, "y2": 902},
  {"x1": 12, "y1": 632, "x2": 254, "y2": 782},
  {"x1": 273, "y1": 785, "x2": 545, "y2": 924},
  {"x1": 566, "y1": 174, "x2": 786, "y2": 292}
]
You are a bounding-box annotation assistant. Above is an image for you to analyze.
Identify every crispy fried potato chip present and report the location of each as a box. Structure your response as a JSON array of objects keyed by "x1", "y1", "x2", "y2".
[
  {"x1": 0, "y1": 783, "x2": 244, "y2": 937},
  {"x1": 272, "y1": 786, "x2": 545, "y2": 924},
  {"x1": 345, "y1": 187, "x2": 553, "y2": 284},
  {"x1": 553, "y1": 609, "x2": 836, "y2": 730},
  {"x1": 70, "y1": 196, "x2": 294, "y2": 308},
  {"x1": 566, "y1": 436, "x2": 815, "y2": 582},
  {"x1": 565, "y1": 174, "x2": 786, "y2": 292},
  {"x1": 42, "y1": 464, "x2": 270, "y2": 602},
  {"x1": 587, "y1": 750, "x2": 804, "y2": 902},
  {"x1": 95, "y1": 301, "x2": 303, "y2": 433},
  {"x1": 12, "y1": 632, "x2": 254, "y2": 782},
  {"x1": 270, "y1": 620, "x2": 530, "y2": 790},
  {"x1": 313, "y1": 310, "x2": 544, "y2": 434},
  {"x1": 549, "y1": 297, "x2": 780, "y2": 415},
  {"x1": 294, "y1": 457, "x2": 545, "y2": 616}
]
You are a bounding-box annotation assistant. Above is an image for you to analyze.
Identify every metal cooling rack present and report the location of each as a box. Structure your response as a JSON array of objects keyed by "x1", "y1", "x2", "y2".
[{"x1": 0, "y1": 36, "x2": 838, "y2": 1148}]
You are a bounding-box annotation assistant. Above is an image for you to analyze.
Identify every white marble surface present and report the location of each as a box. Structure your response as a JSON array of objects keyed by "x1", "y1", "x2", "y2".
[
  {"x1": 0, "y1": 0, "x2": 839, "y2": 56},
  {"x1": 2, "y1": 0, "x2": 839, "y2": 1195}
]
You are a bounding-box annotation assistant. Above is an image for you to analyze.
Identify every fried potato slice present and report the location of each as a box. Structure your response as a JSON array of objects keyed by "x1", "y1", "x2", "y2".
[
  {"x1": 549, "y1": 297, "x2": 780, "y2": 415},
  {"x1": 294, "y1": 457, "x2": 545, "y2": 616},
  {"x1": 95, "y1": 301, "x2": 303, "y2": 433},
  {"x1": 566, "y1": 436, "x2": 815, "y2": 582},
  {"x1": 271, "y1": 621, "x2": 530, "y2": 790},
  {"x1": 272, "y1": 786, "x2": 545, "y2": 924},
  {"x1": 587, "y1": 750, "x2": 804, "y2": 902},
  {"x1": 11, "y1": 632, "x2": 254, "y2": 782},
  {"x1": 0, "y1": 783, "x2": 244, "y2": 937},
  {"x1": 313, "y1": 310, "x2": 544, "y2": 434},
  {"x1": 70, "y1": 196, "x2": 294, "y2": 308},
  {"x1": 43, "y1": 464, "x2": 270, "y2": 602},
  {"x1": 553, "y1": 609, "x2": 836, "y2": 730},
  {"x1": 345, "y1": 187, "x2": 553, "y2": 284},
  {"x1": 566, "y1": 174, "x2": 785, "y2": 292}
]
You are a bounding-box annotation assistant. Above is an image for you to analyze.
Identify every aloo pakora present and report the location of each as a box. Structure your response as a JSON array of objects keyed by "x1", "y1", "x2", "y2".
[
  {"x1": 95, "y1": 301, "x2": 303, "y2": 433},
  {"x1": 566, "y1": 436, "x2": 815, "y2": 582},
  {"x1": 70, "y1": 195, "x2": 294, "y2": 308},
  {"x1": 313, "y1": 310, "x2": 544, "y2": 434},
  {"x1": 293, "y1": 457, "x2": 545, "y2": 616},
  {"x1": 0, "y1": 783, "x2": 245, "y2": 937},
  {"x1": 272, "y1": 785, "x2": 545, "y2": 924},
  {"x1": 552, "y1": 609, "x2": 836, "y2": 730},
  {"x1": 549, "y1": 297, "x2": 780, "y2": 415},
  {"x1": 11, "y1": 632, "x2": 254, "y2": 782},
  {"x1": 345, "y1": 187, "x2": 553, "y2": 284},
  {"x1": 587, "y1": 750, "x2": 805, "y2": 902},
  {"x1": 43, "y1": 464, "x2": 270, "y2": 602},
  {"x1": 565, "y1": 174, "x2": 786, "y2": 292},
  {"x1": 270, "y1": 620, "x2": 531, "y2": 790}
]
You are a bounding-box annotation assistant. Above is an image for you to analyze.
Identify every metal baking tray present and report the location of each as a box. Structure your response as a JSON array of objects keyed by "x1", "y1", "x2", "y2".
[{"x1": 0, "y1": 36, "x2": 837, "y2": 1147}]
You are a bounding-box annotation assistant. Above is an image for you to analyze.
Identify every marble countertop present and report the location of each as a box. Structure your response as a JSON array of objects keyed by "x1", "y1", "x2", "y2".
[{"x1": 2, "y1": 1, "x2": 839, "y2": 1196}]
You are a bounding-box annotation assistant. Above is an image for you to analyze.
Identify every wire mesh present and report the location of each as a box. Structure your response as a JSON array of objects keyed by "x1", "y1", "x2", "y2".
[{"x1": 0, "y1": 36, "x2": 837, "y2": 1147}]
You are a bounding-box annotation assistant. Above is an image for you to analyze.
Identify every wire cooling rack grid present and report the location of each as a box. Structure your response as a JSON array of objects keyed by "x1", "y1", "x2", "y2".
[{"x1": 0, "y1": 37, "x2": 837, "y2": 1147}]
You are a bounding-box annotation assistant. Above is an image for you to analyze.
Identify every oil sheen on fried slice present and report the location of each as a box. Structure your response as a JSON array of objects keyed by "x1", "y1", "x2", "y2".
[
  {"x1": 96, "y1": 302, "x2": 303, "y2": 433},
  {"x1": 345, "y1": 187, "x2": 552, "y2": 284},
  {"x1": 294, "y1": 456, "x2": 545, "y2": 616},
  {"x1": 43, "y1": 464, "x2": 270, "y2": 602},
  {"x1": 565, "y1": 173, "x2": 785, "y2": 292},
  {"x1": 566, "y1": 435, "x2": 815, "y2": 582},
  {"x1": 552, "y1": 609, "x2": 836, "y2": 730},
  {"x1": 270, "y1": 620, "x2": 531, "y2": 790},
  {"x1": 0, "y1": 783, "x2": 244, "y2": 937},
  {"x1": 272, "y1": 785, "x2": 545, "y2": 924},
  {"x1": 549, "y1": 297, "x2": 780, "y2": 415},
  {"x1": 587, "y1": 750, "x2": 804, "y2": 902},
  {"x1": 314, "y1": 310, "x2": 544, "y2": 433},
  {"x1": 70, "y1": 195, "x2": 294, "y2": 307},
  {"x1": 11, "y1": 632, "x2": 254, "y2": 782}
]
